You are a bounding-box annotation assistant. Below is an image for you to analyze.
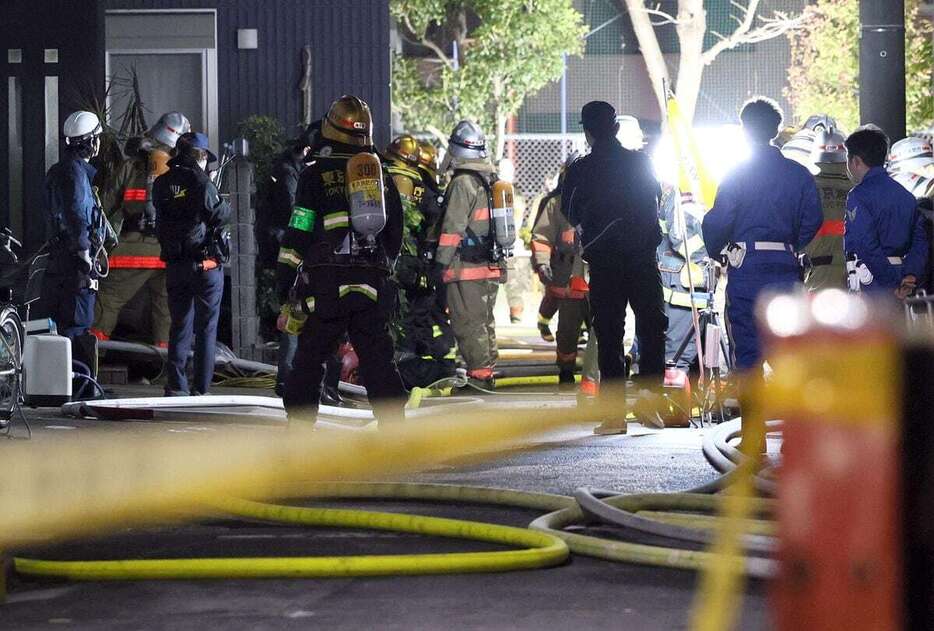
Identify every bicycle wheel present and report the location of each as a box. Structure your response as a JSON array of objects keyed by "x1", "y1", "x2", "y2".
[{"x1": 0, "y1": 305, "x2": 24, "y2": 426}]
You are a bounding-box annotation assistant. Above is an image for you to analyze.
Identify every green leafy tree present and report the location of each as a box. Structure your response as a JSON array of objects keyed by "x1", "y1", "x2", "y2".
[
  {"x1": 391, "y1": 0, "x2": 586, "y2": 159},
  {"x1": 787, "y1": 0, "x2": 933, "y2": 132}
]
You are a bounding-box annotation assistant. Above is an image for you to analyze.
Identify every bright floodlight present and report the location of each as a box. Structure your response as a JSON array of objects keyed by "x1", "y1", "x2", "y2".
[
  {"x1": 764, "y1": 294, "x2": 810, "y2": 337},
  {"x1": 811, "y1": 289, "x2": 869, "y2": 330}
]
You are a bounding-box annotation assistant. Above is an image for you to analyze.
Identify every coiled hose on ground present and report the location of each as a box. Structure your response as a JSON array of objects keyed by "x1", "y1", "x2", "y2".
[{"x1": 13, "y1": 481, "x2": 776, "y2": 582}]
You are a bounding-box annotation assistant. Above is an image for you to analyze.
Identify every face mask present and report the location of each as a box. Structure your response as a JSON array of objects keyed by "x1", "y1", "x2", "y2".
[{"x1": 198, "y1": 158, "x2": 208, "y2": 171}]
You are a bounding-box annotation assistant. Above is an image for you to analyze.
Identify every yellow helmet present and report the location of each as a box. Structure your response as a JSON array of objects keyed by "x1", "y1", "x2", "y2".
[
  {"x1": 416, "y1": 141, "x2": 439, "y2": 176},
  {"x1": 322, "y1": 95, "x2": 373, "y2": 147},
  {"x1": 386, "y1": 134, "x2": 420, "y2": 166}
]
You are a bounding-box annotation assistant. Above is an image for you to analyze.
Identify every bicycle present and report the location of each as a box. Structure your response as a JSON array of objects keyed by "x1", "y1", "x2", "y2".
[{"x1": 0, "y1": 228, "x2": 49, "y2": 437}]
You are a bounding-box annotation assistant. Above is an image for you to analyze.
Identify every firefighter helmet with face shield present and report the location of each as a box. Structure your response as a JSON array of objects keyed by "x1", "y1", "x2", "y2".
[
  {"x1": 386, "y1": 134, "x2": 420, "y2": 166},
  {"x1": 447, "y1": 120, "x2": 487, "y2": 160},
  {"x1": 416, "y1": 141, "x2": 439, "y2": 177},
  {"x1": 887, "y1": 136, "x2": 934, "y2": 176},
  {"x1": 781, "y1": 128, "x2": 819, "y2": 173},
  {"x1": 811, "y1": 128, "x2": 847, "y2": 164},
  {"x1": 803, "y1": 114, "x2": 839, "y2": 134},
  {"x1": 322, "y1": 95, "x2": 373, "y2": 147},
  {"x1": 148, "y1": 111, "x2": 191, "y2": 149}
]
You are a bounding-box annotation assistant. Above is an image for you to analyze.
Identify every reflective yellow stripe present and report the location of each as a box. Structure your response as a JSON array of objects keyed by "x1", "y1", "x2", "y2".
[
  {"x1": 388, "y1": 164, "x2": 421, "y2": 180},
  {"x1": 684, "y1": 233, "x2": 705, "y2": 257},
  {"x1": 663, "y1": 286, "x2": 709, "y2": 309},
  {"x1": 338, "y1": 284, "x2": 378, "y2": 301},
  {"x1": 304, "y1": 297, "x2": 316, "y2": 313},
  {"x1": 432, "y1": 325, "x2": 443, "y2": 338},
  {"x1": 277, "y1": 248, "x2": 303, "y2": 268},
  {"x1": 324, "y1": 212, "x2": 350, "y2": 230}
]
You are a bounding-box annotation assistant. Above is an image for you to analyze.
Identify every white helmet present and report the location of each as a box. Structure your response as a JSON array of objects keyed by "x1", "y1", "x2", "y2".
[
  {"x1": 148, "y1": 111, "x2": 191, "y2": 148},
  {"x1": 887, "y1": 137, "x2": 934, "y2": 176},
  {"x1": 63, "y1": 111, "x2": 102, "y2": 144},
  {"x1": 616, "y1": 115, "x2": 644, "y2": 150},
  {"x1": 781, "y1": 129, "x2": 818, "y2": 173},
  {"x1": 892, "y1": 170, "x2": 934, "y2": 200},
  {"x1": 811, "y1": 128, "x2": 847, "y2": 164}
]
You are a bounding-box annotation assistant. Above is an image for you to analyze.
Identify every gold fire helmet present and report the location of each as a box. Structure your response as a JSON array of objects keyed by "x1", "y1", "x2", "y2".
[
  {"x1": 322, "y1": 95, "x2": 373, "y2": 147},
  {"x1": 416, "y1": 141, "x2": 439, "y2": 176},
  {"x1": 386, "y1": 134, "x2": 420, "y2": 166}
]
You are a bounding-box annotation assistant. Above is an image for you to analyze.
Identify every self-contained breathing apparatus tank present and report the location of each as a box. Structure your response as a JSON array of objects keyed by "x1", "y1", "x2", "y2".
[
  {"x1": 490, "y1": 179, "x2": 516, "y2": 258},
  {"x1": 346, "y1": 152, "x2": 387, "y2": 254}
]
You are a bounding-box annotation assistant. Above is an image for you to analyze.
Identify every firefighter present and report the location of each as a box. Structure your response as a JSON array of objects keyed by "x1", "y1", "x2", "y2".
[
  {"x1": 387, "y1": 134, "x2": 456, "y2": 388},
  {"x1": 276, "y1": 95, "x2": 406, "y2": 425},
  {"x1": 657, "y1": 187, "x2": 709, "y2": 370},
  {"x1": 435, "y1": 121, "x2": 507, "y2": 391},
  {"x1": 530, "y1": 172, "x2": 589, "y2": 389},
  {"x1": 153, "y1": 132, "x2": 230, "y2": 396},
  {"x1": 843, "y1": 127, "x2": 929, "y2": 299},
  {"x1": 44, "y1": 111, "x2": 107, "y2": 342},
  {"x1": 561, "y1": 101, "x2": 666, "y2": 432},
  {"x1": 499, "y1": 158, "x2": 529, "y2": 323},
  {"x1": 702, "y1": 98, "x2": 823, "y2": 374},
  {"x1": 257, "y1": 121, "x2": 343, "y2": 404},
  {"x1": 93, "y1": 111, "x2": 190, "y2": 347},
  {"x1": 803, "y1": 127, "x2": 851, "y2": 290}
]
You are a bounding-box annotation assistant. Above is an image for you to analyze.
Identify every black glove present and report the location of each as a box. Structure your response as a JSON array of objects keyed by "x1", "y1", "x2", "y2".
[
  {"x1": 537, "y1": 264, "x2": 554, "y2": 284},
  {"x1": 76, "y1": 249, "x2": 93, "y2": 275}
]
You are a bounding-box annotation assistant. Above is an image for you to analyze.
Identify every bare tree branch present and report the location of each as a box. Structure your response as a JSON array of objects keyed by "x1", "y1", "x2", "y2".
[
  {"x1": 641, "y1": 5, "x2": 686, "y2": 26},
  {"x1": 701, "y1": 0, "x2": 806, "y2": 66},
  {"x1": 620, "y1": 0, "x2": 671, "y2": 115},
  {"x1": 399, "y1": 13, "x2": 455, "y2": 70}
]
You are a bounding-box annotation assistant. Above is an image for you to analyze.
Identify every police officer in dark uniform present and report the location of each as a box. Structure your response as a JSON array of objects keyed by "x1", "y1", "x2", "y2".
[
  {"x1": 560, "y1": 101, "x2": 667, "y2": 432},
  {"x1": 154, "y1": 132, "x2": 231, "y2": 396},
  {"x1": 276, "y1": 95, "x2": 406, "y2": 425},
  {"x1": 44, "y1": 111, "x2": 107, "y2": 342}
]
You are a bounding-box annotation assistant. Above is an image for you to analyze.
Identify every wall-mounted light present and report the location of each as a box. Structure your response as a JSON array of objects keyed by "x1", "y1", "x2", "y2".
[{"x1": 237, "y1": 29, "x2": 258, "y2": 50}]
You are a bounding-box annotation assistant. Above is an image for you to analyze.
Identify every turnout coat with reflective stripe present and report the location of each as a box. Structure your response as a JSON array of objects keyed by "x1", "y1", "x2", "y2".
[
  {"x1": 435, "y1": 159, "x2": 505, "y2": 283},
  {"x1": 275, "y1": 141, "x2": 404, "y2": 308},
  {"x1": 657, "y1": 187, "x2": 709, "y2": 309},
  {"x1": 803, "y1": 162, "x2": 851, "y2": 290},
  {"x1": 97, "y1": 148, "x2": 169, "y2": 269},
  {"x1": 531, "y1": 192, "x2": 587, "y2": 299}
]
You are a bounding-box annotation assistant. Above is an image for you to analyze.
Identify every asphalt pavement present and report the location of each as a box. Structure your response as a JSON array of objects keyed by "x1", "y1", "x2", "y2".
[{"x1": 1, "y1": 384, "x2": 769, "y2": 630}]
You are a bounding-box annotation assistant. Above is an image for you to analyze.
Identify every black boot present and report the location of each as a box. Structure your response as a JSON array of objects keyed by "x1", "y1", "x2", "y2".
[
  {"x1": 320, "y1": 384, "x2": 344, "y2": 407},
  {"x1": 558, "y1": 367, "x2": 576, "y2": 391}
]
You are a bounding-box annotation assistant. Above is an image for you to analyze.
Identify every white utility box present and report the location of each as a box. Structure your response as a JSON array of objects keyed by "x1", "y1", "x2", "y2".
[{"x1": 23, "y1": 334, "x2": 71, "y2": 406}]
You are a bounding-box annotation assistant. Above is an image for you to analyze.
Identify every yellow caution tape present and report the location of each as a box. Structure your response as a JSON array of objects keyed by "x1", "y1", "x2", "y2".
[{"x1": 0, "y1": 399, "x2": 619, "y2": 549}]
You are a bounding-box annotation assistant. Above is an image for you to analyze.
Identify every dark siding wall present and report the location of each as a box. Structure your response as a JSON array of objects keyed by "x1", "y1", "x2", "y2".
[
  {"x1": 103, "y1": 0, "x2": 392, "y2": 146},
  {"x1": 0, "y1": 1, "x2": 105, "y2": 248}
]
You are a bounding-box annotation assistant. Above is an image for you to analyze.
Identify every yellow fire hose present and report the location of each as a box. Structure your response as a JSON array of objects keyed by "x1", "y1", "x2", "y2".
[
  {"x1": 13, "y1": 482, "x2": 775, "y2": 582},
  {"x1": 14, "y1": 496, "x2": 569, "y2": 581}
]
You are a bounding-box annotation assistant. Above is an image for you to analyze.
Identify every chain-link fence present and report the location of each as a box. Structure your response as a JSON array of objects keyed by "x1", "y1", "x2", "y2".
[
  {"x1": 518, "y1": 0, "x2": 809, "y2": 134},
  {"x1": 503, "y1": 133, "x2": 590, "y2": 199}
]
